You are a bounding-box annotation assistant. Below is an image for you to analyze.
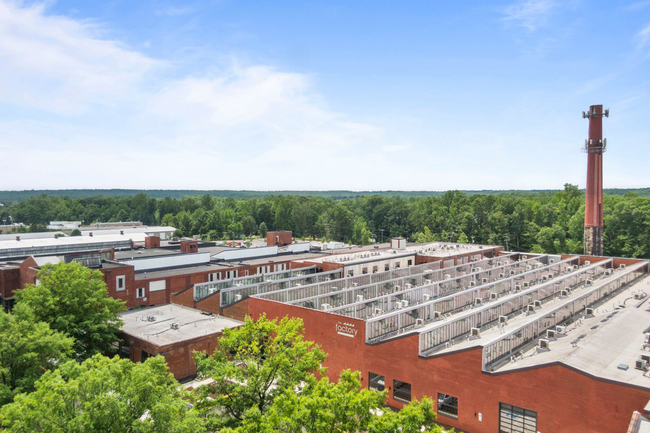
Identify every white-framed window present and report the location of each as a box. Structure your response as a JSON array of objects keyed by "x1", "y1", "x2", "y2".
[
  {"x1": 274, "y1": 263, "x2": 287, "y2": 272},
  {"x1": 258, "y1": 265, "x2": 270, "y2": 274},
  {"x1": 136, "y1": 288, "x2": 145, "y2": 299},
  {"x1": 245, "y1": 270, "x2": 249, "y2": 276},
  {"x1": 226, "y1": 270, "x2": 238, "y2": 279},
  {"x1": 208, "y1": 273, "x2": 221, "y2": 282},
  {"x1": 116, "y1": 276, "x2": 125, "y2": 292}
]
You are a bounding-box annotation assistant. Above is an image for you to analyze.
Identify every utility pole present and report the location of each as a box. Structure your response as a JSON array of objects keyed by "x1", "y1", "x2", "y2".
[
  {"x1": 503, "y1": 233, "x2": 510, "y2": 251},
  {"x1": 379, "y1": 228, "x2": 385, "y2": 243}
]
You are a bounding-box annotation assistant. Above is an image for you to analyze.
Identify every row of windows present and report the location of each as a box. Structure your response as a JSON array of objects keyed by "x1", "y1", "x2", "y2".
[
  {"x1": 351, "y1": 259, "x2": 415, "y2": 277},
  {"x1": 367, "y1": 372, "x2": 536, "y2": 432}
]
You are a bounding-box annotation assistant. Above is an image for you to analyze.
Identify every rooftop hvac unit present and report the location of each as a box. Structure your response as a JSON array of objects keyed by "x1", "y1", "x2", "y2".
[
  {"x1": 586, "y1": 279, "x2": 593, "y2": 286},
  {"x1": 394, "y1": 285, "x2": 401, "y2": 290},
  {"x1": 415, "y1": 318, "x2": 424, "y2": 326},
  {"x1": 423, "y1": 294, "x2": 431, "y2": 301},
  {"x1": 499, "y1": 315, "x2": 508, "y2": 324},
  {"x1": 471, "y1": 267, "x2": 477, "y2": 273},
  {"x1": 547, "y1": 274, "x2": 554, "y2": 280},
  {"x1": 482, "y1": 278, "x2": 488, "y2": 284},
  {"x1": 523, "y1": 282, "x2": 530, "y2": 288},
  {"x1": 331, "y1": 287, "x2": 338, "y2": 292},
  {"x1": 321, "y1": 303, "x2": 331, "y2": 311},
  {"x1": 514, "y1": 284, "x2": 522, "y2": 292},
  {"x1": 235, "y1": 294, "x2": 242, "y2": 301},
  {"x1": 585, "y1": 261, "x2": 591, "y2": 266},
  {"x1": 526, "y1": 265, "x2": 533, "y2": 271},
  {"x1": 556, "y1": 325, "x2": 566, "y2": 334},
  {"x1": 170, "y1": 322, "x2": 179, "y2": 330},
  {"x1": 402, "y1": 300, "x2": 409, "y2": 307},
  {"x1": 550, "y1": 259, "x2": 555, "y2": 264},
  {"x1": 498, "y1": 273, "x2": 505, "y2": 278},
  {"x1": 534, "y1": 300, "x2": 542, "y2": 308},
  {"x1": 434, "y1": 311, "x2": 443, "y2": 319},
  {"x1": 476, "y1": 267, "x2": 483, "y2": 272},
  {"x1": 444, "y1": 274, "x2": 451, "y2": 280},
  {"x1": 490, "y1": 293, "x2": 498, "y2": 300},
  {"x1": 542, "y1": 275, "x2": 548, "y2": 282},
  {"x1": 535, "y1": 263, "x2": 543, "y2": 269},
  {"x1": 208, "y1": 288, "x2": 215, "y2": 295},
  {"x1": 510, "y1": 270, "x2": 516, "y2": 275},
  {"x1": 538, "y1": 339, "x2": 550, "y2": 350},
  {"x1": 356, "y1": 295, "x2": 364, "y2": 302},
  {"x1": 395, "y1": 301, "x2": 404, "y2": 309},
  {"x1": 405, "y1": 283, "x2": 412, "y2": 289},
  {"x1": 470, "y1": 281, "x2": 477, "y2": 287},
  {"x1": 585, "y1": 308, "x2": 594, "y2": 316},
  {"x1": 374, "y1": 307, "x2": 382, "y2": 315},
  {"x1": 560, "y1": 289, "x2": 569, "y2": 297},
  {"x1": 605, "y1": 269, "x2": 612, "y2": 276},
  {"x1": 471, "y1": 327, "x2": 481, "y2": 338},
  {"x1": 475, "y1": 298, "x2": 483, "y2": 306},
  {"x1": 636, "y1": 359, "x2": 649, "y2": 371},
  {"x1": 352, "y1": 282, "x2": 359, "y2": 287},
  {"x1": 566, "y1": 266, "x2": 574, "y2": 272},
  {"x1": 620, "y1": 264, "x2": 627, "y2": 269},
  {"x1": 496, "y1": 261, "x2": 502, "y2": 266},
  {"x1": 147, "y1": 315, "x2": 156, "y2": 322},
  {"x1": 527, "y1": 304, "x2": 536, "y2": 313},
  {"x1": 546, "y1": 329, "x2": 556, "y2": 339},
  {"x1": 641, "y1": 354, "x2": 650, "y2": 363}
]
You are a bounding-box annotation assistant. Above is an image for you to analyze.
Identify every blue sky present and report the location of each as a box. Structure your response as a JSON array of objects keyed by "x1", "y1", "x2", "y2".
[{"x1": 0, "y1": 0, "x2": 649, "y2": 190}]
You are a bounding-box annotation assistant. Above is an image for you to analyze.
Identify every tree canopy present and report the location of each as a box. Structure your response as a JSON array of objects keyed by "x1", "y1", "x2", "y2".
[
  {"x1": 14, "y1": 262, "x2": 126, "y2": 360},
  {"x1": 194, "y1": 314, "x2": 327, "y2": 430},
  {"x1": 0, "y1": 355, "x2": 203, "y2": 433},
  {"x1": 0, "y1": 310, "x2": 74, "y2": 406},
  {"x1": 222, "y1": 369, "x2": 440, "y2": 433}
]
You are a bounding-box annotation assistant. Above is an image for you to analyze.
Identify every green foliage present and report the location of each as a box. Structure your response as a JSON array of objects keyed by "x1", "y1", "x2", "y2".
[
  {"x1": 193, "y1": 314, "x2": 327, "y2": 430},
  {"x1": 352, "y1": 217, "x2": 372, "y2": 245},
  {"x1": 0, "y1": 311, "x2": 74, "y2": 406},
  {"x1": 222, "y1": 370, "x2": 440, "y2": 433},
  {"x1": 0, "y1": 355, "x2": 204, "y2": 433},
  {"x1": 259, "y1": 221, "x2": 268, "y2": 237},
  {"x1": 70, "y1": 228, "x2": 81, "y2": 236},
  {"x1": 14, "y1": 262, "x2": 126, "y2": 360},
  {"x1": 4, "y1": 183, "x2": 650, "y2": 258}
]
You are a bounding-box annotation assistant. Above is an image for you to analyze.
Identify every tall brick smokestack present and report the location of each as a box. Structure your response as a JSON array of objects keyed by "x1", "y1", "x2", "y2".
[{"x1": 583, "y1": 104, "x2": 608, "y2": 256}]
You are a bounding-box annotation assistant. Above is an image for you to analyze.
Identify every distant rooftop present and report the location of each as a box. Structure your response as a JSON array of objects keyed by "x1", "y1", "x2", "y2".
[{"x1": 120, "y1": 304, "x2": 243, "y2": 346}]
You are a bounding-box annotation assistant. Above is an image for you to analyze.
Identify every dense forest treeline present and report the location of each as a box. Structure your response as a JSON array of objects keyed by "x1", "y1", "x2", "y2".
[
  {"x1": 1, "y1": 185, "x2": 649, "y2": 258},
  {"x1": 2, "y1": 187, "x2": 650, "y2": 202}
]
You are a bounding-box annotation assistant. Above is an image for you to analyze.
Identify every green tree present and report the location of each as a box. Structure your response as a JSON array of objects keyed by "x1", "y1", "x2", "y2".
[
  {"x1": 223, "y1": 370, "x2": 440, "y2": 433},
  {"x1": 0, "y1": 355, "x2": 204, "y2": 433},
  {"x1": 351, "y1": 217, "x2": 372, "y2": 245},
  {"x1": 259, "y1": 221, "x2": 268, "y2": 238},
  {"x1": 0, "y1": 311, "x2": 74, "y2": 406},
  {"x1": 241, "y1": 215, "x2": 257, "y2": 237},
  {"x1": 457, "y1": 231, "x2": 469, "y2": 243},
  {"x1": 415, "y1": 226, "x2": 436, "y2": 243},
  {"x1": 70, "y1": 228, "x2": 81, "y2": 236},
  {"x1": 194, "y1": 314, "x2": 327, "y2": 430},
  {"x1": 13, "y1": 262, "x2": 126, "y2": 360}
]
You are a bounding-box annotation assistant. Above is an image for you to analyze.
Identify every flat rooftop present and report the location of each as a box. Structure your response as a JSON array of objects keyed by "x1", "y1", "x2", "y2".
[
  {"x1": 120, "y1": 304, "x2": 243, "y2": 346},
  {"x1": 494, "y1": 276, "x2": 650, "y2": 388}
]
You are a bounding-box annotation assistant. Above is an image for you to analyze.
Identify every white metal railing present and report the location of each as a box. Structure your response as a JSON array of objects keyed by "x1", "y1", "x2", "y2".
[{"x1": 481, "y1": 261, "x2": 646, "y2": 371}]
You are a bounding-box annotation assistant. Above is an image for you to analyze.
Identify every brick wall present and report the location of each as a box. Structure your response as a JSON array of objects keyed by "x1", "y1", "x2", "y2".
[{"x1": 248, "y1": 297, "x2": 650, "y2": 433}]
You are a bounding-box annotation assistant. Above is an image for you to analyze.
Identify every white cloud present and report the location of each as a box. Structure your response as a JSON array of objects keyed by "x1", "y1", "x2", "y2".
[
  {"x1": 0, "y1": 0, "x2": 160, "y2": 114},
  {"x1": 156, "y1": 7, "x2": 194, "y2": 17},
  {"x1": 636, "y1": 22, "x2": 650, "y2": 48},
  {"x1": 503, "y1": 0, "x2": 556, "y2": 31},
  {"x1": 625, "y1": 1, "x2": 650, "y2": 11},
  {"x1": 0, "y1": 0, "x2": 385, "y2": 189}
]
